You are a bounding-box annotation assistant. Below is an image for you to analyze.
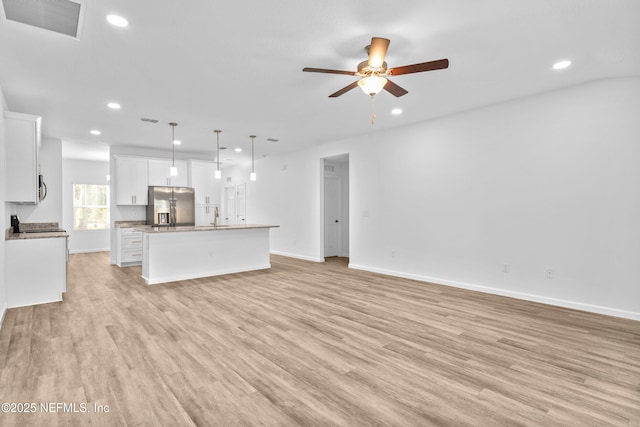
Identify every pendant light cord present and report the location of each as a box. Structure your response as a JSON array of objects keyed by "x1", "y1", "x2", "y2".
[
  {"x1": 169, "y1": 122, "x2": 177, "y2": 167},
  {"x1": 215, "y1": 130, "x2": 221, "y2": 173},
  {"x1": 371, "y1": 95, "x2": 376, "y2": 125},
  {"x1": 251, "y1": 135, "x2": 255, "y2": 173}
]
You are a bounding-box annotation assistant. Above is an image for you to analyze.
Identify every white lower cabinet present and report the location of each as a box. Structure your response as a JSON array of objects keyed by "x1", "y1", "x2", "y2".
[
  {"x1": 6, "y1": 237, "x2": 68, "y2": 308},
  {"x1": 195, "y1": 204, "x2": 220, "y2": 226},
  {"x1": 116, "y1": 227, "x2": 143, "y2": 266}
]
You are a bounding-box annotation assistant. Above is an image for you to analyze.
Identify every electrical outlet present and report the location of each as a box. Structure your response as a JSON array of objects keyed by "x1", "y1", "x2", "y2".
[
  {"x1": 545, "y1": 268, "x2": 554, "y2": 279},
  {"x1": 502, "y1": 263, "x2": 510, "y2": 273}
]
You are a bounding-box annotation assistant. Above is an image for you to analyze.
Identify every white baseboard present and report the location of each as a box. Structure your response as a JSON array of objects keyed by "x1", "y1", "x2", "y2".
[
  {"x1": 270, "y1": 250, "x2": 324, "y2": 263},
  {"x1": 0, "y1": 304, "x2": 6, "y2": 332},
  {"x1": 69, "y1": 248, "x2": 110, "y2": 254},
  {"x1": 348, "y1": 263, "x2": 640, "y2": 321}
]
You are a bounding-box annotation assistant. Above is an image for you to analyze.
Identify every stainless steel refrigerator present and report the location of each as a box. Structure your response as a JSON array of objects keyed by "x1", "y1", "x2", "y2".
[{"x1": 146, "y1": 186, "x2": 195, "y2": 226}]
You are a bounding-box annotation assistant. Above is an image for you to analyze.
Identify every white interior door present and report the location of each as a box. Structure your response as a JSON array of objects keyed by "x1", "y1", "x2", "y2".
[
  {"x1": 324, "y1": 175, "x2": 342, "y2": 257},
  {"x1": 236, "y1": 184, "x2": 246, "y2": 223},
  {"x1": 224, "y1": 186, "x2": 236, "y2": 224}
]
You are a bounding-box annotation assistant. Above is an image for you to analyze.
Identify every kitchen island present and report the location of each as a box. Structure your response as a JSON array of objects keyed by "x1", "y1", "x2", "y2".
[{"x1": 135, "y1": 224, "x2": 279, "y2": 285}]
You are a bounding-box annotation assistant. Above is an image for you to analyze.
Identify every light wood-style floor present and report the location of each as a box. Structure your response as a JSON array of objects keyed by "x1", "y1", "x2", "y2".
[{"x1": 0, "y1": 253, "x2": 638, "y2": 426}]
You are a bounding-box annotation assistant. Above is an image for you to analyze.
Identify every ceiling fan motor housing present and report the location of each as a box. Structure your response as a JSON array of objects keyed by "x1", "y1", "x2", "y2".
[{"x1": 357, "y1": 60, "x2": 388, "y2": 77}]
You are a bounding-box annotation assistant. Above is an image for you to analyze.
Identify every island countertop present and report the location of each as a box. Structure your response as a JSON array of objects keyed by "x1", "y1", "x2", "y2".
[{"x1": 133, "y1": 224, "x2": 279, "y2": 233}]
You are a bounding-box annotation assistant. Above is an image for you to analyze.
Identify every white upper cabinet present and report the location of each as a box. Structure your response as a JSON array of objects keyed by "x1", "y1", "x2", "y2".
[
  {"x1": 4, "y1": 111, "x2": 41, "y2": 204},
  {"x1": 188, "y1": 160, "x2": 220, "y2": 206},
  {"x1": 115, "y1": 156, "x2": 148, "y2": 205},
  {"x1": 148, "y1": 159, "x2": 188, "y2": 187}
]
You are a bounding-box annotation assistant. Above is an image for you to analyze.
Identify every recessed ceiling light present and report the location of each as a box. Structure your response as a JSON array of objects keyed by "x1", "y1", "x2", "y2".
[
  {"x1": 106, "y1": 15, "x2": 128, "y2": 27},
  {"x1": 107, "y1": 102, "x2": 121, "y2": 109},
  {"x1": 234, "y1": 148, "x2": 242, "y2": 152},
  {"x1": 90, "y1": 130, "x2": 101, "y2": 135},
  {"x1": 173, "y1": 140, "x2": 181, "y2": 145},
  {"x1": 552, "y1": 60, "x2": 571, "y2": 70},
  {"x1": 391, "y1": 108, "x2": 403, "y2": 115}
]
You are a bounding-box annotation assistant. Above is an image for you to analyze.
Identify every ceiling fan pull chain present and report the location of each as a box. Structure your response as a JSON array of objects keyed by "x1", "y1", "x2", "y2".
[{"x1": 371, "y1": 95, "x2": 376, "y2": 125}]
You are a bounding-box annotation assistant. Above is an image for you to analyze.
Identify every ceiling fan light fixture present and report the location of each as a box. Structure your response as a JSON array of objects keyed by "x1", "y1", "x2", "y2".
[{"x1": 358, "y1": 76, "x2": 388, "y2": 96}]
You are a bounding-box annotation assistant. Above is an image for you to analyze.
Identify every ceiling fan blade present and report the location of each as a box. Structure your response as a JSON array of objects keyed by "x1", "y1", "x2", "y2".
[
  {"x1": 383, "y1": 79, "x2": 408, "y2": 97},
  {"x1": 329, "y1": 81, "x2": 359, "y2": 98},
  {"x1": 389, "y1": 58, "x2": 449, "y2": 76},
  {"x1": 368, "y1": 37, "x2": 390, "y2": 68},
  {"x1": 303, "y1": 67, "x2": 356, "y2": 76}
]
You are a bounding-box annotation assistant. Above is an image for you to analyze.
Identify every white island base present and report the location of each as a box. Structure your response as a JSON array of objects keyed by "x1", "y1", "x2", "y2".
[{"x1": 140, "y1": 225, "x2": 276, "y2": 285}]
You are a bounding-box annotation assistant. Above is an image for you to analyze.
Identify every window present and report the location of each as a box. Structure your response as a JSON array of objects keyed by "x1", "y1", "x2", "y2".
[{"x1": 73, "y1": 184, "x2": 110, "y2": 230}]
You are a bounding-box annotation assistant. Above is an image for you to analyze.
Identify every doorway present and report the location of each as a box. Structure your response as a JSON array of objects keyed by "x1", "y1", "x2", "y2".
[
  {"x1": 322, "y1": 154, "x2": 349, "y2": 260},
  {"x1": 223, "y1": 183, "x2": 246, "y2": 225}
]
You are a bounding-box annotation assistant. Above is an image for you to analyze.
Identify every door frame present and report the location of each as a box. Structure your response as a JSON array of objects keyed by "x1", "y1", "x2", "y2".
[
  {"x1": 324, "y1": 174, "x2": 343, "y2": 257},
  {"x1": 320, "y1": 154, "x2": 350, "y2": 261}
]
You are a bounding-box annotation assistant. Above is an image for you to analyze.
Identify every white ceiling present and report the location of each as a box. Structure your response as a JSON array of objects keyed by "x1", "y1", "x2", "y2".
[{"x1": 1, "y1": 0, "x2": 639, "y2": 164}]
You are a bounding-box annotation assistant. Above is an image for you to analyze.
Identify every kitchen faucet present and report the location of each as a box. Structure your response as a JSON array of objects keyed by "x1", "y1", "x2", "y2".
[{"x1": 213, "y1": 206, "x2": 219, "y2": 227}]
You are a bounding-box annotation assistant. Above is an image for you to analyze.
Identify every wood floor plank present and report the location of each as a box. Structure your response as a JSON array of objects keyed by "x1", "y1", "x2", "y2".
[{"x1": 0, "y1": 252, "x2": 638, "y2": 426}]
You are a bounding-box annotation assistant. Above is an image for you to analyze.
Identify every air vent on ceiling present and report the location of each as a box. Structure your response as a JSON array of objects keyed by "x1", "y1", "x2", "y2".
[
  {"x1": 141, "y1": 118, "x2": 159, "y2": 123},
  {"x1": 2, "y1": 0, "x2": 84, "y2": 39},
  {"x1": 266, "y1": 138, "x2": 279, "y2": 142}
]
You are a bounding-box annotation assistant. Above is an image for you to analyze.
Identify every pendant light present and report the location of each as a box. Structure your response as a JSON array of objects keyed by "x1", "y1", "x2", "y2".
[
  {"x1": 169, "y1": 122, "x2": 178, "y2": 176},
  {"x1": 214, "y1": 130, "x2": 222, "y2": 179},
  {"x1": 249, "y1": 135, "x2": 256, "y2": 181}
]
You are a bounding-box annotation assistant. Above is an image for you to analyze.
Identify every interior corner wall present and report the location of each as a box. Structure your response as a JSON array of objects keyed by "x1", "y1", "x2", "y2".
[
  {"x1": 246, "y1": 77, "x2": 640, "y2": 320},
  {"x1": 63, "y1": 158, "x2": 110, "y2": 253},
  {"x1": 0, "y1": 85, "x2": 7, "y2": 327}
]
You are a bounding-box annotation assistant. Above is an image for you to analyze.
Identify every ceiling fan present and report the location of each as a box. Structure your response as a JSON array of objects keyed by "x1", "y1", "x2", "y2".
[{"x1": 303, "y1": 37, "x2": 449, "y2": 98}]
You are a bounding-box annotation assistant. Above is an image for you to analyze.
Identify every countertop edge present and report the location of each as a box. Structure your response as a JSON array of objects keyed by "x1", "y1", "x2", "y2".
[
  {"x1": 5, "y1": 231, "x2": 70, "y2": 241},
  {"x1": 133, "y1": 224, "x2": 280, "y2": 233}
]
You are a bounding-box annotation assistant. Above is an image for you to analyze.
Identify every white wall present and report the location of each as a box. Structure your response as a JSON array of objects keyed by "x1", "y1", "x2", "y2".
[
  {"x1": 0, "y1": 85, "x2": 7, "y2": 327},
  {"x1": 7, "y1": 137, "x2": 63, "y2": 225},
  {"x1": 62, "y1": 157, "x2": 110, "y2": 253},
  {"x1": 236, "y1": 77, "x2": 640, "y2": 320}
]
